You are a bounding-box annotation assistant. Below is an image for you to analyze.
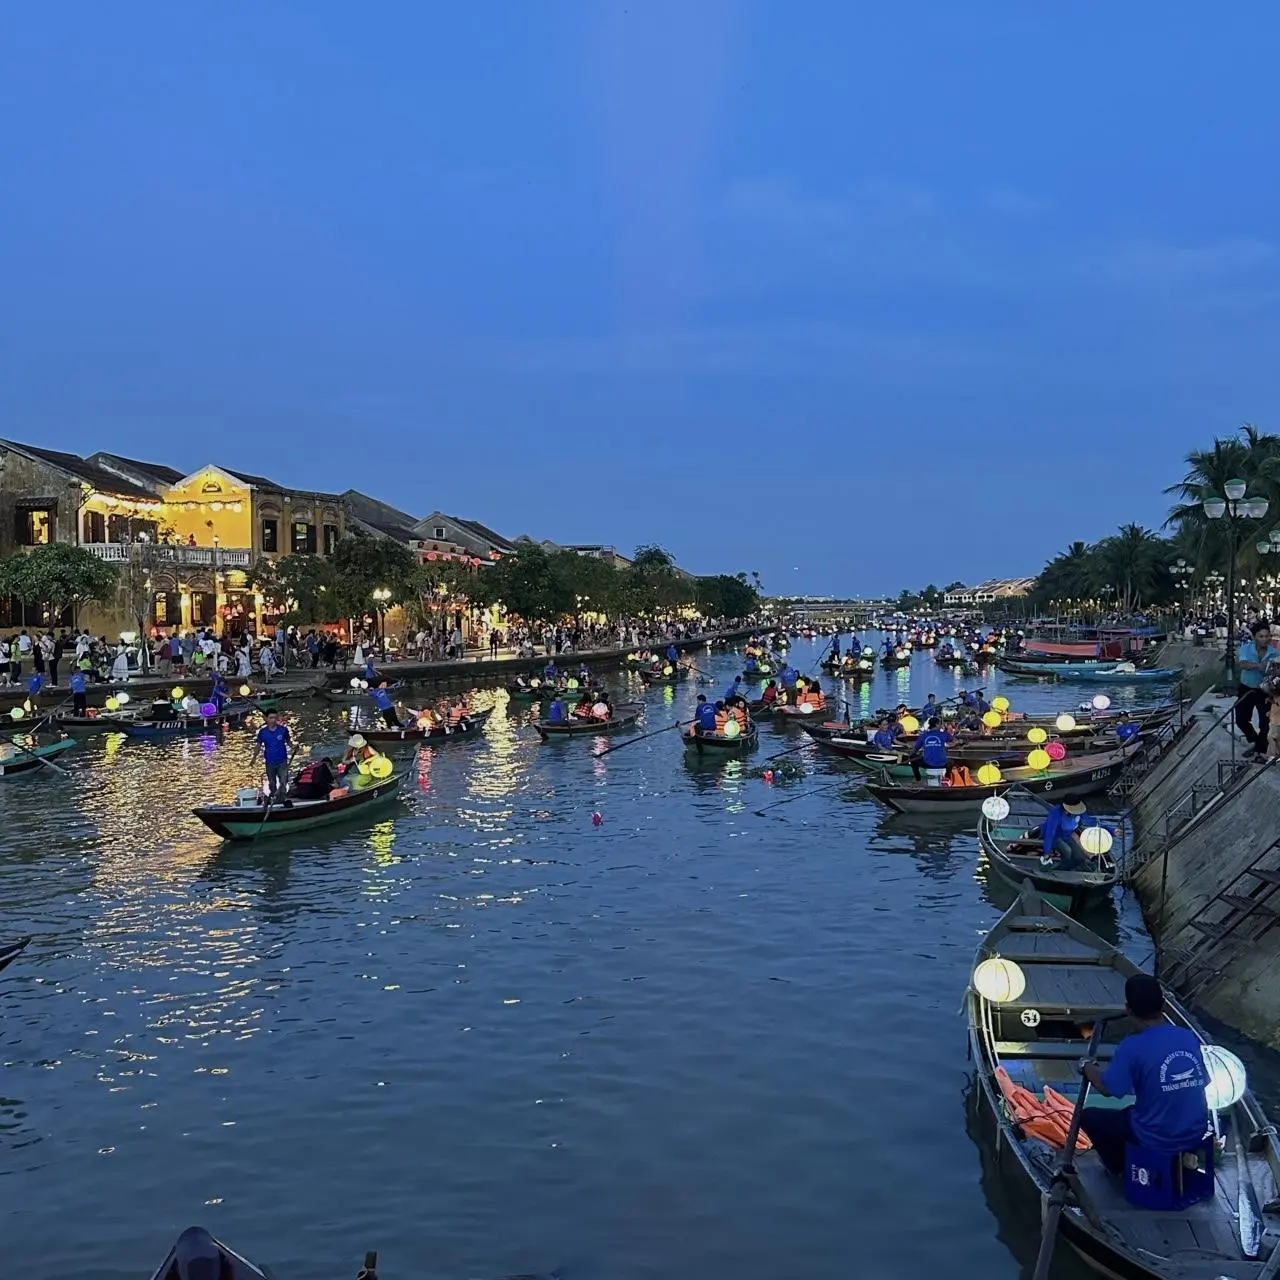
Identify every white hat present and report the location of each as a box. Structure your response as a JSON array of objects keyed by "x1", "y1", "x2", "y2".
[{"x1": 348, "y1": 734, "x2": 366, "y2": 748}]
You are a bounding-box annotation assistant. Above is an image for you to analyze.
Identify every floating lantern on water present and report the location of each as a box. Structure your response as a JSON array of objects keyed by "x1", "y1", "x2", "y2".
[
  {"x1": 972, "y1": 956, "x2": 1025, "y2": 1003},
  {"x1": 763, "y1": 769, "x2": 774, "y2": 783},
  {"x1": 592, "y1": 811, "x2": 603, "y2": 826},
  {"x1": 1092, "y1": 694, "x2": 1111, "y2": 711}
]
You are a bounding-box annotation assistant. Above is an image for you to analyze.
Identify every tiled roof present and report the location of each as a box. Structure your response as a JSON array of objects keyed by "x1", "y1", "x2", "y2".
[
  {"x1": 449, "y1": 515, "x2": 517, "y2": 552},
  {"x1": 343, "y1": 490, "x2": 419, "y2": 541},
  {"x1": 0, "y1": 440, "x2": 160, "y2": 501},
  {"x1": 88, "y1": 452, "x2": 185, "y2": 486},
  {"x1": 223, "y1": 468, "x2": 342, "y2": 501}
]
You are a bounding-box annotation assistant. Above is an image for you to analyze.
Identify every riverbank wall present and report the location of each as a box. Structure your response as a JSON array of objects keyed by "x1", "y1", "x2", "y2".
[
  {"x1": 3, "y1": 625, "x2": 762, "y2": 711},
  {"x1": 1125, "y1": 642, "x2": 1280, "y2": 1049}
]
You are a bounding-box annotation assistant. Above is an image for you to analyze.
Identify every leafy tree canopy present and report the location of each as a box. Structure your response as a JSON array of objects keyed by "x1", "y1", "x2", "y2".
[{"x1": 0, "y1": 543, "x2": 119, "y2": 624}]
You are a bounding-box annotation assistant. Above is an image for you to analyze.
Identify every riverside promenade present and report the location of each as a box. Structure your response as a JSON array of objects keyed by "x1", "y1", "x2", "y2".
[{"x1": 2, "y1": 625, "x2": 761, "y2": 711}]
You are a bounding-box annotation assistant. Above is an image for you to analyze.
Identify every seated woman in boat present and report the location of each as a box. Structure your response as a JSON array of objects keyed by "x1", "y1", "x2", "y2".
[
  {"x1": 730, "y1": 701, "x2": 749, "y2": 731},
  {"x1": 339, "y1": 734, "x2": 377, "y2": 774},
  {"x1": 871, "y1": 718, "x2": 898, "y2": 751},
  {"x1": 1079, "y1": 974, "x2": 1209, "y2": 1177},
  {"x1": 801, "y1": 681, "x2": 826, "y2": 712},
  {"x1": 590, "y1": 698, "x2": 611, "y2": 721},
  {"x1": 760, "y1": 680, "x2": 779, "y2": 707},
  {"x1": 447, "y1": 700, "x2": 469, "y2": 729},
  {"x1": 713, "y1": 702, "x2": 730, "y2": 732},
  {"x1": 292, "y1": 756, "x2": 336, "y2": 800}
]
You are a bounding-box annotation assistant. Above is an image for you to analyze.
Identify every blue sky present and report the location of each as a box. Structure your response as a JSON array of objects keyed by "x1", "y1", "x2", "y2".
[{"x1": 2, "y1": 4, "x2": 1277, "y2": 596}]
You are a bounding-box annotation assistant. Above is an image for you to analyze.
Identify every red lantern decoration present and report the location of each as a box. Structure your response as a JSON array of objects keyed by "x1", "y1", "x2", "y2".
[
  {"x1": 442, "y1": 552, "x2": 453, "y2": 562},
  {"x1": 426, "y1": 551, "x2": 437, "y2": 561}
]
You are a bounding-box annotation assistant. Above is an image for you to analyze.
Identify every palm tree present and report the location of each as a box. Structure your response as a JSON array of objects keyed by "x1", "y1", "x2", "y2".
[
  {"x1": 1030, "y1": 541, "x2": 1102, "y2": 611},
  {"x1": 1095, "y1": 524, "x2": 1173, "y2": 612}
]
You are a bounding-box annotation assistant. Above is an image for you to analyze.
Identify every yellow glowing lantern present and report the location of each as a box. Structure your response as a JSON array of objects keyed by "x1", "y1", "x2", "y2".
[
  {"x1": 899, "y1": 715, "x2": 920, "y2": 734},
  {"x1": 9, "y1": 707, "x2": 24, "y2": 721},
  {"x1": 369, "y1": 755, "x2": 393, "y2": 779},
  {"x1": 1027, "y1": 726, "x2": 1048, "y2": 744},
  {"x1": 976, "y1": 763, "x2": 1003, "y2": 785},
  {"x1": 566, "y1": 678, "x2": 579, "y2": 690},
  {"x1": 1026, "y1": 748, "x2": 1051, "y2": 771},
  {"x1": 663, "y1": 665, "x2": 673, "y2": 676},
  {"x1": 240, "y1": 684, "x2": 251, "y2": 697},
  {"x1": 171, "y1": 687, "x2": 185, "y2": 701},
  {"x1": 991, "y1": 696, "x2": 1010, "y2": 714},
  {"x1": 972, "y1": 957, "x2": 1026, "y2": 1004},
  {"x1": 104, "y1": 696, "x2": 120, "y2": 712},
  {"x1": 1079, "y1": 825, "x2": 1113, "y2": 856},
  {"x1": 982, "y1": 710, "x2": 1002, "y2": 729},
  {"x1": 357, "y1": 758, "x2": 373, "y2": 775}
]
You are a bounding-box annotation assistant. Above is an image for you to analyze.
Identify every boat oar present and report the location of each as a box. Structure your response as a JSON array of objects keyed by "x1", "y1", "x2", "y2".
[
  {"x1": 760, "y1": 741, "x2": 813, "y2": 764},
  {"x1": 4, "y1": 734, "x2": 70, "y2": 777},
  {"x1": 593, "y1": 721, "x2": 681, "y2": 757},
  {"x1": 1030, "y1": 1018, "x2": 1107, "y2": 1280},
  {"x1": 1230, "y1": 1107, "x2": 1264, "y2": 1259},
  {"x1": 752, "y1": 778, "x2": 849, "y2": 818}
]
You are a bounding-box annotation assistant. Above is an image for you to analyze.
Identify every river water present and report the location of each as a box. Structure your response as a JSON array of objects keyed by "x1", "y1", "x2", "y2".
[{"x1": 0, "y1": 637, "x2": 1242, "y2": 1279}]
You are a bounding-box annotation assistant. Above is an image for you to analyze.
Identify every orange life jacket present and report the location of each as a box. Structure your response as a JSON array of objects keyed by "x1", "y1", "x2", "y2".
[
  {"x1": 996, "y1": 1067, "x2": 1092, "y2": 1152},
  {"x1": 732, "y1": 706, "x2": 748, "y2": 729},
  {"x1": 449, "y1": 705, "x2": 465, "y2": 724},
  {"x1": 715, "y1": 711, "x2": 729, "y2": 730}
]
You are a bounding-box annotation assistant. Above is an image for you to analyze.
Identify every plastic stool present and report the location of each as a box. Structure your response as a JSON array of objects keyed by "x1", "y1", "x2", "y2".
[{"x1": 1124, "y1": 1140, "x2": 1215, "y2": 1210}]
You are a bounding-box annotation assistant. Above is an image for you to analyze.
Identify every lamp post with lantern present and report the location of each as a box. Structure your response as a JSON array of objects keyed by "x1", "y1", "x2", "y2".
[
  {"x1": 1254, "y1": 532, "x2": 1280, "y2": 618},
  {"x1": 371, "y1": 586, "x2": 392, "y2": 658},
  {"x1": 1202, "y1": 479, "x2": 1270, "y2": 672},
  {"x1": 1169, "y1": 558, "x2": 1194, "y2": 628}
]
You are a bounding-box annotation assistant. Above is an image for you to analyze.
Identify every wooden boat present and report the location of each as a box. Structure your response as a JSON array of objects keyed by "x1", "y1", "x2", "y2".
[
  {"x1": 313, "y1": 680, "x2": 404, "y2": 704},
  {"x1": 505, "y1": 681, "x2": 585, "y2": 701},
  {"x1": 880, "y1": 652, "x2": 912, "y2": 669},
  {"x1": 148, "y1": 1226, "x2": 271, "y2": 1279},
  {"x1": 192, "y1": 772, "x2": 402, "y2": 840},
  {"x1": 968, "y1": 885, "x2": 1280, "y2": 1279},
  {"x1": 536, "y1": 702, "x2": 644, "y2": 738},
  {"x1": 54, "y1": 709, "x2": 141, "y2": 733},
  {"x1": 0, "y1": 935, "x2": 31, "y2": 974},
  {"x1": 774, "y1": 703, "x2": 833, "y2": 728},
  {"x1": 740, "y1": 667, "x2": 775, "y2": 682},
  {"x1": 683, "y1": 722, "x2": 760, "y2": 756},
  {"x1": 1000, "y1": 658, "x2": 1125, "y2": 677},
  {"x1": 0, "y1": 736, "x2": 77, "y2": 777},
  {"x1": 358, "y1": 707, "x2": 493, "y2": 745},
  {"x1": 638, "y1": 665, "x2": 690, "y2": 684},
  {"x1": 934, "y1": 652, "x2": 969, "y2": 668},
  {"x1": 978, "y1": 801, "x2": 1120, "y2": 911},
  {"x1": 863, "y1": 749, "x2": 1132, "y2": 813},
  {"x1": 120, "y1": 701, "x2": 256, "y2": 740},
  {"x1": 1063, "y1": 665, "x2": 1183, "y2": 684}
]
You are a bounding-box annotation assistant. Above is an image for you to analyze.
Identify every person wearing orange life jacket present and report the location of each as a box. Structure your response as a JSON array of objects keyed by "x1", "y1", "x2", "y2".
[
  {"x1": 293, "y1": 756, "x2": 336, "y2": 800},
  {"x1": 760, "y1": 680, "x2": 779, "y2": 706},
  {"x1": 731, "y1": 703, "x2": 748, "y2": 730},
  {"x1": 714, "y1": 701, "x2": 729, "y2": 732}
]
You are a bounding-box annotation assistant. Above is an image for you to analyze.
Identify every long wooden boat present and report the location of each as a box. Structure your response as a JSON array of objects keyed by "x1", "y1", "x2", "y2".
[
  {"x1": 120, "y1": 701, "x2": 256, "y2": 740},
  {"x1": 505, "y1": 681, "x2": 587, "y2": 701},
  {"x1": 999, "y1": 658, "x2": 1125, "y2": 677},
  {"x1": 313, "y1": 680, "x2": 404, "y2": 704},
  {"x1": 54, "y1": 709, "x2": 141, "y2": 733},
  {"x1": 192, "y1": 772, "x2": 402, "y2": 841},
  {"x1": 148, "y1": 1226, "x2": 271, "y2": 1279},
  {"x1": 0, "y1": 936, "x2": 31, "y2": 975},
  {"x1": 880, "y1": 653, "x2": 912, "y2": 668},
  {"x1": 978, "y1": 803, "x2": 1120, "y2": 911},
  {"x1": 1061, "y1": 665, "x2": 1183, "y2": 684},
  {"x1": 0, "y1": 736, "x2": 78, "y2": 777},
  {"x1": 358, "y1": 707, "x2": 493, "y2": 745},
  {"x1": 638, "y1": 665, "x2": 690, "y2": 684},
  {"x1": 863, "y1": 749, "x2": 1132, "y2": 813},
  {"x1": 740, "y1": 667, "x2": 775, "y2": 682},
  {"x1": 683, "y1": 722, "x2": 760, "y2": 756},
  {"x1": 968, "y1": 885, "x2": 1280, "y2": 1279},
  {"x1": 774, "y1": 703, "x2": 833, "y2": 728},
  {"x1": 536, "y1": 703, "x2": 644, "y2": 738}
]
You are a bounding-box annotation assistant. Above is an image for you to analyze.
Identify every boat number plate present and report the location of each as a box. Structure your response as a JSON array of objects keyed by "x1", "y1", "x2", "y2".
[
  {"x1": 1090, "y1": 768, "x2": 1109, "y2": 781},
  {"x1": 1020, "y1": 1008, "x2": 1041, "y2": 1028}
]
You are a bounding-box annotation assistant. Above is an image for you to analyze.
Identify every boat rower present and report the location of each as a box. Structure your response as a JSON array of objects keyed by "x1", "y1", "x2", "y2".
[
  {"x1": 369, "y1": 681, "x2": 402, "y2": 728},
  {"x1": 1035, "y1": 800, "x2": 1093, "y2": 870},
  {"x1": 910, "y1": 717, "x2": 952, "y2": 784},
  {"x1": 251, "y1": 710, "x2": 293, "y2": 805},
  {"x1": 693, "y1": 694, "x2": 718, "y2": 737}
]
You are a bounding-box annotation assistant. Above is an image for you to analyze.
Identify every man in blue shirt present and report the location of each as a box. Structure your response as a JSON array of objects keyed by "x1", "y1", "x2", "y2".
[
  {"x1": 69, "y1": 669, "x2": 88, "y2": 716},
  {"x1": 209, "y1": 671, "x2": 229, "y2": 711},
  {"x1": 693, "y1": 694, "x2": 718, "y2": 736},
  {"x1": 546, "y1": 696, "x2": 566, "y2": 725},
  {"x1": 919, "y1": 694, "x2": 941, "y2": 722},
  {"x1": 723, "y1": 676, "x2": 743, "y2": 703},
  {"x1": 252, "y1": 710, "x2": 293, "y2": 803},
  {"x1": 1080, "y1": 973, "x2": 1209, "y2": 1175},
  {"x1": 665, "y1": 644, "x2": 679, "y2": 667},
  {"x1": 1039, "y1": 799, "x2": 1090, "y2": 869},
  {"x1": 369, "y1": 682, "x2": 401, "y2": 728},
  {"x1": 871, "y1": 718, "x2": 898, "y2": 752},
  {"x1": 911, "y1": 717, "x2": 952, "y2": 783},
  {"x1": 1236, "y1": 620, "x2": 1279, "y2": 756}
]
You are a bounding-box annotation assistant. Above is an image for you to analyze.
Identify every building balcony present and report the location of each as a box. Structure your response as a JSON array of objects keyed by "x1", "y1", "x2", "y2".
[{"x1": 83, "y1": 542, "x2": 252, "y2": 568}]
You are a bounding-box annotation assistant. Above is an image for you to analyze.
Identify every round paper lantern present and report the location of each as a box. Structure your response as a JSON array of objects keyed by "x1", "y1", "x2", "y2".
[
  {"x1": 1202, "y1": 1044, "x2": 1247, "y2": 1111},
  {"x1": 976, "y1": 763, "x2": 1003, "y2": 786},
  {"x1": 982, "y1": 710, "x2": 1002, "y2": 729},
  {"x1": 359, "y1": 680, "x2": 369, "y2": 689},
  {"x1": 8, "y1": 707, "x2": 23, "y2": 721},
  {"x1": 662, "y1": 665, "x2": 673, "y2": 676},
  {"x1": 199, "y1": 701, "x2": 218, "y2": 717},
  {"x1": 240, "y1": 685, "x2": 251, "y2": 697},
  {"x1": 1027, "y1": 748, "x2": 1051, "y2": 771},
  {"x1": 723, "y1": 718, "x2": 741, "y2": 739},
  {"x1": 567, "y1": 678, "x2": 580, "y2": 690},
  {"x1": 1056, "y1": 714, "x2": 1077, "y2": 732},
  {"x1": 183, "y1": 696, "x2": 201, "y2": 715},
  {"x1": 171, "y1": 687, "x2": 185, "y2": 701},
  {"x1": 116, "y1": 692, "x2": 131, "y2": 706},
  {"x1": 1092, "y1": 694, "x2": 1112, "y2": 711},
  {"x1": 530, "y1": 677, "x2": 542, "y2": 687},
  {"x1": 369, "y1": 755, "x2": 393, "y2": 779},
  {"x1": 972, "y1": 956, "x2": 1026, "y2": 1004},
  {"x1": 858, "y1": 659, "x2": 872, "y2": 670},
  {"x1": 350, "y1": 677, "x2": 362, "y2": 689},
  {"x1": 1027, "y1": 726, "x2": 1048, "y2": 744},
  {"x1": 105, "y1": 696, "x2": 120, "y2": 712},
  {"x1": 1046, "y1": 741, "x2": 1067, "y2": 761},
  {"x1": 592, "y1": 702, "x2": 608, "y2": 718},
  {"x1": 991, "y1": 696, "x2": 1010, "y2": 714},
  {"x1": 798, "y1": 702, "x2": 814, "y2": 714},
  {"x1": 1079, "y1": 825, "x2": 1114, "y2": 856},
  {"x1": 981, "y1": 795, "x2": 1010, "y2": 821},
  {"x1": 357, "y1": 758, "x2": 373, "y2": 775},
  {"x1": 900, "y1": 715, "x2": 920, "y2": 734}
]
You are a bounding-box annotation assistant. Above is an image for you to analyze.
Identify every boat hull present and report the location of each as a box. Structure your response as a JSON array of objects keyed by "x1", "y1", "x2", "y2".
[
  {"x1": 192, "y1": 775, "x2": 402, "y2": 841},
  {"x1": 0, "y1": 737, "x2": 78, "y2": 776},
  {"x1": 683, "y1": 725, "x2": 760, "y2": 756}
]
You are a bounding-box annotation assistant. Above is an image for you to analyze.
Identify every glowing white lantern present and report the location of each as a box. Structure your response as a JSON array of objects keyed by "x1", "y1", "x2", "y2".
[
  {"x1": 1202, "y1": 1044, "x2": 1247, "y2": 1111},
  {"x1": 1056, "y1": 714, "x2": 1077, "y2": 732},
  {"x1": 723, "y1": 718, "x2": 741, "y2": 739},
  {"x1": 798, "y1": 703, "x2": 814, "y2": 714},
  {"x1": 1079, "y1": 825, "x2": 1114, "y2": 856},
  {"x1": 1092, "y1": 694, "x2": 1111, "y2": 711},
  {"x1": 972, "y1": 956, "x2": 1026, "y2": 1004},
  {"x1": 981, "y1": 795, "x2": 1011, "y2": 822},
  {"x1": 116, "y1": 692, "x2": 131, "y2": 706},
  {"x1": 349, "y1": 677, "x2": 361, "y2": 689}
]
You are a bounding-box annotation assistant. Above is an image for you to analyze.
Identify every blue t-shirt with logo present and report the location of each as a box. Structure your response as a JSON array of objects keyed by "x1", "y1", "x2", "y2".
[
  {"x1": 916, "y1": 728, "x2": 951, "y2": 768},
  {"x1": 1237, "y1": 641, "x2": 1280, "y2": 688},
  {"x1": 255, "y1": 723, "x2": 291, "y2": 765},
  {"x1": 1101, "y1": 1022, "x2": 1209, "y2": 1149}
]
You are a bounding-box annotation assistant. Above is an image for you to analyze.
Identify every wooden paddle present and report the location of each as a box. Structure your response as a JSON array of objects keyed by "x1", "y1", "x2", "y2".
[
  {"x1": 593, "y1": 721, "x2": 681, "y2": 757},
  {"x1": 3, "y1": 734, "x2": 70, "y2": 777},
  {"x1": 1030, "y1": 1018, "x2": 1107, "y2": 1280},
  {"x1": 1230, "y1": 1107, "x2": 1264, "y2": 1259},
  {"x1": 752, "y1": 778, "x2": 849, "y2": 818},
  {"x1": 760, "y1": 741, "x2": 814, "y2": 764}
]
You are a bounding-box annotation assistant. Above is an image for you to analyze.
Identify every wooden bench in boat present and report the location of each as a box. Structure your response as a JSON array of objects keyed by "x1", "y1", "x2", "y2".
[{"x1": 994, "y1": 1040, "x2": 1118, "y2": 1060}]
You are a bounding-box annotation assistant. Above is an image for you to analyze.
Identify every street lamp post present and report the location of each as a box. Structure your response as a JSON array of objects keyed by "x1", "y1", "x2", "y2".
[
  {"x1": 1203, "y1": 479, "x2": 1270, "y2": 672},
  {"x1": 371, "y1": 586, "x2": 392, "y2": 657},
  {"x1": 1169, "y1": 559, "x2": 1194, "y2": 627}
]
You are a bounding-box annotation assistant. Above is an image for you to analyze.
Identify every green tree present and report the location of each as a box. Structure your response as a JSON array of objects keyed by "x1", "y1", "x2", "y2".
[
  {"x1": 696, "y1": 573, "x2": 759, "y2": 618},
  {"x1": 628, "y1": 543, "x2": 693, "y2": 612},
  {"x1": 0, "y1": 543, "x2": 119, "y2": 626},
  {"x1": 249, "y1": 554, "x2": 340, "y2": 623},
  {"x1": 330, "y1": 532, "x2": 420, "y2": 618},
  {"x1": 1029, "y1": 540, "x2": 1102, "y2": 608},
  {"x1": 472, "y1": 539, "x2": 574, "y2": 620},
  {"x1": 1095, "y1": 524, "x2": 1174, "y2": 612}
]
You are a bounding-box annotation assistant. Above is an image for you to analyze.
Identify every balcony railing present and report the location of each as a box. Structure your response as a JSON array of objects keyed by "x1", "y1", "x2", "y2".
[{"x1": 83, "y1": 542, "x2": 252, "y2": 568}]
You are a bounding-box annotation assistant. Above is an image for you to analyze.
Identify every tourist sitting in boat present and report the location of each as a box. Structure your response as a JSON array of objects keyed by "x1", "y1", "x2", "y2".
[
  {"x1": 919, "y1": 694, "x2": 942, "y2": 721},
  {"x1": 910, "y1": 717, "x2": 952, "y2": 784},
  {"x1": 729, "y1": 701, "x2": 749, "y2": 732},
  {"x1": 590, "y1": 698, "x2": 612, "y2": 721},
  {"x1": 544, "y1": 659, "x2": 559, "y2": 681},
  {"x1": 744, "y1": 655, "x2": 759, "y2": 675},
  {"x1": 577, "y1": 664, "x2": 591, "y2": 684},
  {"x1": 447, "y1": 700, "x2": 469, "y2": 729},
  {"x1": 693, "y1": 695, "x2": 718, "y2": 737},
  {"x1": 1035, "y1": 800, "x2": 1092, "y2": 870},
  {"x1": 572, "y1": 694, "x2": 594, "y2": 719},
  {"x1": 339, "y1": 734, "x2": 377, "y2": 773},
  {"x1": 761, "y1": 680, "x2": 779, "y2": 706},
  {"x1": 714, "y1": 702, "x2": 730, "y2": 732},
  {"x1": 1078, "y1": 974, "x2": 1210, "y2": 1177},
  {"x1": 1115, "y1": 715, "x2": 1141, "y2": 744},
  {"x1": 370, "y1": 682, "x2": 402, "y2": 728},
  {"x1": 292, "y1": 756, "x2": 336, "y2": 800},
  {"x1": 800, "y1": 683, "x2": 825, "y2": 712},
  {"x1": 871, "y1": 718, "x2": 898, "y2": 751},
  {"x1": 546, "y1": 697, "x2": 567, "y2": 725}
]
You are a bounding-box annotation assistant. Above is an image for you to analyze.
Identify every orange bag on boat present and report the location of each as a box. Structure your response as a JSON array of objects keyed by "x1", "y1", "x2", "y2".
[
  {"x1": 328, "y1": 787, "x2": 350, "y2": 800},
  {"x1": 996, "y1": 1067, "x2": 1092, "y2": 1152}
]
